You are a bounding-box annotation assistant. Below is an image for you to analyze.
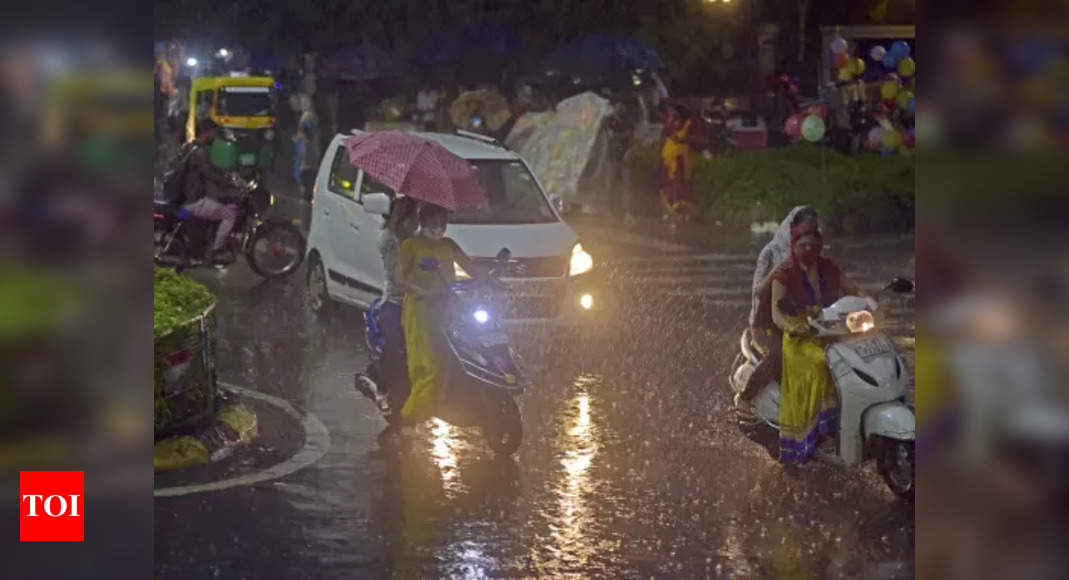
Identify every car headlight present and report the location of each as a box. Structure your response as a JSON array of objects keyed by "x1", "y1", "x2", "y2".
[
  {"x1": 846, "y1": 310, "x2": 875, "y2": 333},
  {"x1": 454, "y1": 263, "x2": 471, "y2": 280},
  {"x1": 569, "y1": 243, "x2": 593, "y2": 276},
  {"x1": 222, "y1": 128, "x2": 236, "y2": 141}
]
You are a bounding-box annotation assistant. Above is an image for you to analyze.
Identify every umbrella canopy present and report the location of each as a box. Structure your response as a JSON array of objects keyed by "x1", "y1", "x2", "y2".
[
  {"x1": 543, "y1": 34, "x2": 663, "y2": 74},
  {"x1": 449, "y1": 89, "x2": 511, "y2": 132},
  {"x1": 319, "y1": 42, "x2": 402, "y2": 81},
  {"x1": 344, "y1": 132, "x2": 486, "y2": 211}
]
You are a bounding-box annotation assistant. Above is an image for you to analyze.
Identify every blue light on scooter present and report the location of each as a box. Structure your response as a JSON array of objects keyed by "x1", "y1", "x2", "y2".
[{"x1": 473, "y1": 308, "x2": 490, "y2": 325}]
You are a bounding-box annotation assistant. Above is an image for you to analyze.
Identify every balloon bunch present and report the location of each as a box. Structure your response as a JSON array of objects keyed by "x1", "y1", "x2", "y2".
[
  {"x1": 867, "y1": 40, "x2": 916, "y2": 155},
  {"x1": 830, "y1": 35, "x2": 866, "y2": 83},
  {"x1": 784, "y1": 103, "x2": 829, "y2": 143}
]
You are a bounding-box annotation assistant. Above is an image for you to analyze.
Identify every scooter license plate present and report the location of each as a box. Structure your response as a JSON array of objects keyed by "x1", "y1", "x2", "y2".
[
  {"x1": 479, "y1": 332, "x2": 509, "y2": 348},
  {"x1": 850, "y1": 334, "x2": 894, "y2": 359},
  {"x1": 239, "y1": 153, "x2": 256, "y2": 166}
]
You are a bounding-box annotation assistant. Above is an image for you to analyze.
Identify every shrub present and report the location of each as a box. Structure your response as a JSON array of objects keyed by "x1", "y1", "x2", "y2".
[{"x1": 154, "y1": 266, "x2": 214, "y2": 339}]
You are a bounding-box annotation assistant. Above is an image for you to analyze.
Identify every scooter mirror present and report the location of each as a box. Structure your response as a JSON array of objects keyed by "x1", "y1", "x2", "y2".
[
  {"x1": 495, "y1": 248, "x2": 512, "y2": 262},
  {"x1": 887, "y1": 277, "x2": 914, "y2": 294},
  {"x1": 418, "y1": 258, "x2": 440, "y2": 272}
]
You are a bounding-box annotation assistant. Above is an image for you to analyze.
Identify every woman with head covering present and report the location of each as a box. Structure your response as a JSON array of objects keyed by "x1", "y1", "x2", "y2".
[
  {"x1": 658, "y1": 104, "x2": 696, "y2": 221},
  {"x1": 770, "y1": 220, "x2": 863, "y2": 464},
  {"x1": 736, "y1": 206, "x2": 819, "y2": 415}
]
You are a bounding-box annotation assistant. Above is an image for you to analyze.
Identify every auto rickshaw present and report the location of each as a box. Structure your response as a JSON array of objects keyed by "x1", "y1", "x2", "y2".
[{"x1": 185, "y1": 75, "x2": 276, "y2": 178}]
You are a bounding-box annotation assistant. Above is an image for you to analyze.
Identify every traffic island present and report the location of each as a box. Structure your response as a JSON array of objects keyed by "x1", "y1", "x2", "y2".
[{"x1": 154, "y1": 267, "x2": 259, "y2": 472}]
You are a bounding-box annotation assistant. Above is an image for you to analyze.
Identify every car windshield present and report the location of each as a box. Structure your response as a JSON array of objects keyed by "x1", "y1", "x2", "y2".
[
  {"x1": 451, "y1": 160, "x2": 557, "y2": 224},
  {"x1": 217, "y1": 87, "x2": 273, "y2": 117}
]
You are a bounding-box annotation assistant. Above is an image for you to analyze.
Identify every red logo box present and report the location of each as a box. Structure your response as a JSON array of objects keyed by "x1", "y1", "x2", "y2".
[{"x1": 20, "y1": 471, "x2": 84, "y2": 542}]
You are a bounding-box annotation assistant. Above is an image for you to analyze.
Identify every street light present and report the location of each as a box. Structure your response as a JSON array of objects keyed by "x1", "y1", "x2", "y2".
[
  {"x1": 217, "y1": 48, "x2": 229, "y2": 58},
  {"x1": 186, "y1": 57, "x2": 198, "y2": 67}
]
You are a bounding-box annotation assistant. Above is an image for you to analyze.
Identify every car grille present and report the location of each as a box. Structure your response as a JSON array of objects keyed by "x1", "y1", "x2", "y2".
[
  {"x1": 474, "y1": 256, "x2": 568, "y2": 279},
  {"x1": 500, "y1": 279, "x2": 564, "y2": 319}
]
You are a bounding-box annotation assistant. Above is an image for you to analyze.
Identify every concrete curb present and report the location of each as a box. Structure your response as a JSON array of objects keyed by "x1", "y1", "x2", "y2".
[{"x1": 153, "y1": 400, "x2": 259, "y2": 472}]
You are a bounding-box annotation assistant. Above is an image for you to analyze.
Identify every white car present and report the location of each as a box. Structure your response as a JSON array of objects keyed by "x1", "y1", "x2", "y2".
[{"x1": 305, "y1": 130, "x2": 598, "y2": 325}]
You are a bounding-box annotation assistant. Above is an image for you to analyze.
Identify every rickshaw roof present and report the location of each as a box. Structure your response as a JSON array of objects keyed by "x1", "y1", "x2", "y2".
[{"x1": 192, "y1": 76, "x2": 275, "y2": 90}]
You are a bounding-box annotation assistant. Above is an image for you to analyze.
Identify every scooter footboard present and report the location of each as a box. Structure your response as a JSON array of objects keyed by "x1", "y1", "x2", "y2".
[{"x1": 863, "y1": 402, "x2": 916, "y2": 441}]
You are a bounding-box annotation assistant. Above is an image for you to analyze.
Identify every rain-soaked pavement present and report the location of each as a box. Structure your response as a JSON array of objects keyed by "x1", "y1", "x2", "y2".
[{"x1": 154, "y1": 185, "x2": 915, "y2": 579}]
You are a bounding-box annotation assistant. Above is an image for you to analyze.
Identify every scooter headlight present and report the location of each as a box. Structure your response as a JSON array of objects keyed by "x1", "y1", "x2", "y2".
[
  {"x1": 846, "y1": 310, "x2": 875, "y2": 333},
  {"x1": 473, "y1": 308, "x2": 490, "y2": 325}
]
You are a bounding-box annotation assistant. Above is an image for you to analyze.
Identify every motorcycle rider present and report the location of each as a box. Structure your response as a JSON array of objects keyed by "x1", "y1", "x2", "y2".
[
  {"x1": 736, "y1": 206, "x2": 819, "y2": 417},
  {"x1": 181, "y1": 118, "x2": 242, "y2": 263}
]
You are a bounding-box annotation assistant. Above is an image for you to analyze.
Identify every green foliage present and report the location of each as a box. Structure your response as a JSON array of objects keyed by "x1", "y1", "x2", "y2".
[
  {"x1": 154, "y1": 267, "x2": 214, "y2": 339},
  {"x1": 628, "y1": 143, "x2": 915, "y2": 230}
]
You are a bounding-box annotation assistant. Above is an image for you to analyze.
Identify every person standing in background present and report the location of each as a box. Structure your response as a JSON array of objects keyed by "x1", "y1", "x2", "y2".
[
  {"x1": 294, "y1": 94, "x2": 320, "y2": 201},
  {"x1": 415, "y1": 83, "x2": 440, "y2": 131},
  {"x1": 604, "y1": 98, "x2": 636, "y2": 226}
]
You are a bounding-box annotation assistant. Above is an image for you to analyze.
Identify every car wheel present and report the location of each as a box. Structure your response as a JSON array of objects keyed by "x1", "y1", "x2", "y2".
[{"x1": 307, "y1": 255, "x2": 332, "y2": 318}]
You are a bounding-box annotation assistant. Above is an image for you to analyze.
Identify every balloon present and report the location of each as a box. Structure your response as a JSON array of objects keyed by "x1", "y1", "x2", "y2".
[
  {"x1": 784, "y1": 113, "x2": 804, "y2": 138},
  {"x1": 867, "y1": 127, "x2": 884, "y2": 150},
  {"x1": 903, "y1": 129, "x2": 915, "y2": 148},
  {"x1": 896, "y1": 90, "x2": 914, "y2": 110},
  {"x1": 830, "y1": 37, "x2": 848, "y2": 55},
  {"x1": 883, "y1": 52, "x2": 899, "y2": 69},
  {"x1": 891, "y1": 41, "x2": 911, "y2": 58},
  {"x1": 897, "y1": 57, "x2": 915, "y2": 78},
  {"x1": 837, "y1": 68, "x2": 854, "y2": 82},
  {"x1": 808, "y1": 103, "x2": 829, "y2": 119},
  {"x1": 907, "y1": 96, "x2": 916, "y2": 114},
  {"x1": 848, "y1": 57, "x2": 866, "y2": 76},
  {"x1": 882, "y1": 98, "x2": 897, "y2": 112},
  {"x1": 870, "y1": 45, "x2": 887, "y2": 62},
  {"x1": 880, "y1": 80, "x2": 899, "y2": 99},
  {"x1": 881, "y1": 128, "x2": 903, "y2": 149},
  {"x1": 801, "y1": 114, "x2": 826, "y2": 142},
  {"x1": 834, "y1": 53, "x2": 850, "y2": 69}
]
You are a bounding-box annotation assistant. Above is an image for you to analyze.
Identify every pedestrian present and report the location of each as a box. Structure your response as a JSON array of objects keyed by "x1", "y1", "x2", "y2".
[
  {"x1": 294, "y1": 94, "x2": 320, "y2": 201},
  {"x1": 603, "y1": 97, "x2": 636, "y2": 226},
  {"x1": 373, "y1": 196, "x2": 421, "y2": 435},
  {"x1": 659, "y1": 104, "x2": 696, "y2": 222},
  {"x1": 416, "y1": 83, "x2": 440, "y2": 132}
]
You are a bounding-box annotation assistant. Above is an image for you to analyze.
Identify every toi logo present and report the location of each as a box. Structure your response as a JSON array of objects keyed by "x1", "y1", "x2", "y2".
[{"x1": 20, "y1": 471, "x2": 84, "y2": 542}]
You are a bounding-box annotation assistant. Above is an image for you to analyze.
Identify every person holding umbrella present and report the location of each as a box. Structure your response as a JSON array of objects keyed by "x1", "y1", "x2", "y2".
[{"x1": 342, "y1": 131, "x2": 488, "y2": 434}]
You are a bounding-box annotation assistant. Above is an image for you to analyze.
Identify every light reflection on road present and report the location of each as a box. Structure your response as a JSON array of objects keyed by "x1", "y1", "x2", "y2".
[{"x1": 548, "y1": 374, "x2": 601, "y2": 569}]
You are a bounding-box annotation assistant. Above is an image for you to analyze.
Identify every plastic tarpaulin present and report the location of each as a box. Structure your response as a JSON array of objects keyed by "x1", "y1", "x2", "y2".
[{"x1": 505, "y1": 92, "x2": 612, "y2": 204}]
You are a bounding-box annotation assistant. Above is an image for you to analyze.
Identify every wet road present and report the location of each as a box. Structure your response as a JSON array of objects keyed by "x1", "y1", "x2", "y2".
[{"x1": 154, "y1": 190, "x2": 915, "y2": 579}]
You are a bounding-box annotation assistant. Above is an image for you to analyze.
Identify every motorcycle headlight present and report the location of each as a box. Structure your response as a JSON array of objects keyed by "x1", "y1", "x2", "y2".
[
  {"x1": 454, "y1": 263, "x2": 471, "y2": 280},
  {"x1": 846, "y1": 310, "x2": 875, "y2": 333},
  {"x1": 473, "y1": 308, "x2": 490, "y2": 325},
  {"x1": 569, "y1": 243, "x2": 594, "y2": 276}
]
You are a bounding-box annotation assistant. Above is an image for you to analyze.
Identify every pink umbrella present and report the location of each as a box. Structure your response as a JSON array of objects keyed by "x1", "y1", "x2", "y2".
[{"x1": 344, "y1": 131, "x2": 486, "y2": 211}]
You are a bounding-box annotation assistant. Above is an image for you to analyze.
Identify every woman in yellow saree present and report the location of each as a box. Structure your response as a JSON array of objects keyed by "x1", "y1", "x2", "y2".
[
  {"x1": 395, "y1": 203, "x2": 480, "y2": 427},
  {"x1": 659, "y1": 104, "x2": 696, "y2": 220},
  {"x1": 770, "y1": 222, "x2": 862, "y2": 463}
]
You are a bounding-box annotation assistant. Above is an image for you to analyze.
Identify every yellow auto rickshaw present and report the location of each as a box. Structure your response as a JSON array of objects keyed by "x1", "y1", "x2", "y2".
[{"x1": 185, "y1": 75, "x2": 277, "y2": 177}]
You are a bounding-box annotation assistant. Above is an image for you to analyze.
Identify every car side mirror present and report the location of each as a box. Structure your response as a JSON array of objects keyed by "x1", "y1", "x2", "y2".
[
  {"x1": 550, "y1": 195, "x2": 564, "y2": 213},
  {"x1": 887, "y1": 277, "x2": 914, "y2": 294},
  {"x1": 418, "y1": 258, "x2": 440, "y2": 272},
  {"x1": 362, "y1": 192, "x2": 391, "y2": 216},
  {"x1": 495, "y1": 248, "x2": 512, "y2": 262}
]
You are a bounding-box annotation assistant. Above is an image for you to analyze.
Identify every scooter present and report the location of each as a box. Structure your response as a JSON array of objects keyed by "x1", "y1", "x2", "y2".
[
  {"x1": 356, "y1": 249, "x2": 528, "y2": 455},
  {"x1": 729, "y1": 277, "x2": 917, "y2": 499}
]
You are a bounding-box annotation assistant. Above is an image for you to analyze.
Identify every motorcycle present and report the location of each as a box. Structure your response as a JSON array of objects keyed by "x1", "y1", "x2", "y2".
[
  {"x1": 356, "y1": 248, "x2": 527, "y2": 455},
  {"x1": 729, "y1": 277, "x2": 917, "y2": 499},
  {"x1": 153, "y1": 177, "x2": 305, "y2": 279}
]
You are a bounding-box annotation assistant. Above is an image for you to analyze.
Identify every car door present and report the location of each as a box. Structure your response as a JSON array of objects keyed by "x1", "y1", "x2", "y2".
[
  {"x1": 318, "y1": 146, "x2": 366, "y2": 302},
  {"x1": 342, "y1": 169, "x2": 396, "y2": 304}
]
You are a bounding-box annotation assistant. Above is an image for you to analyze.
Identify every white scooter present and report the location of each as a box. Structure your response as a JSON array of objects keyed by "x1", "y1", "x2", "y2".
[{"x1": 729, "y1": 278, "x2": 917, "y2": 499}]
